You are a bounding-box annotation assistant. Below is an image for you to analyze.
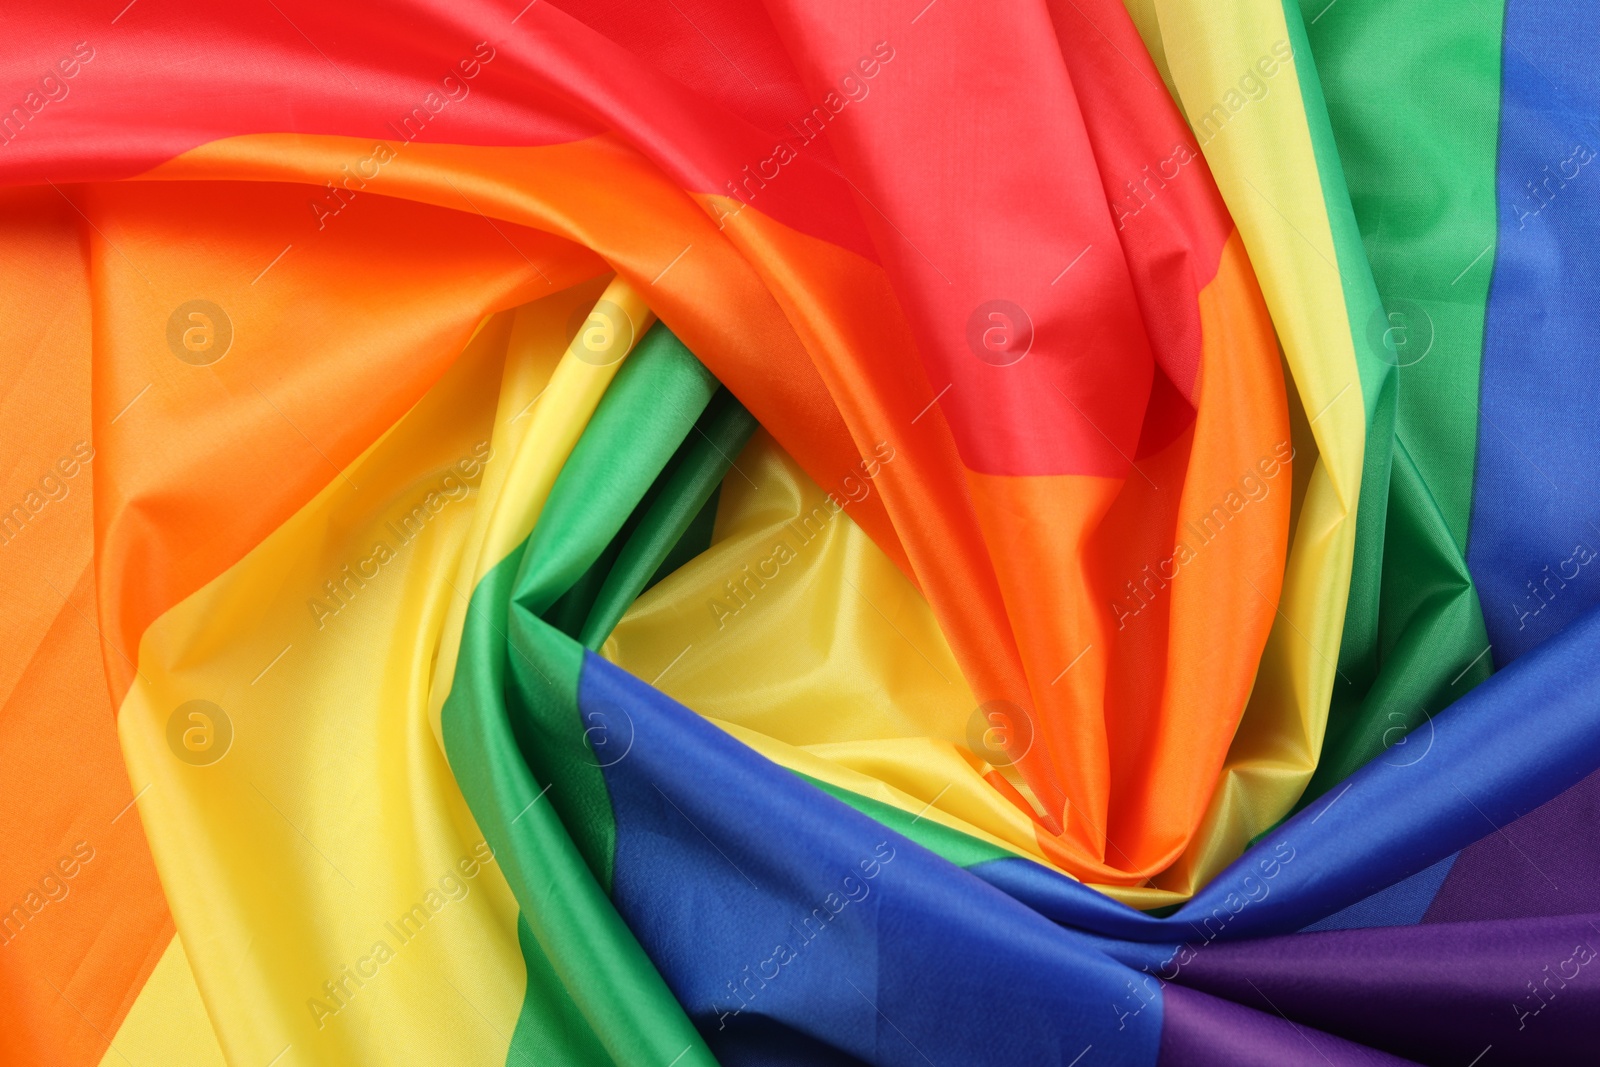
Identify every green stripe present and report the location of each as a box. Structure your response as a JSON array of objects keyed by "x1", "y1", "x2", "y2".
[
  {"x1": 511, "y1": 325, "x2": 719, "y2": 887},
  {"x1": 440, "y1": 325, "x2": 721, "y2": 1067},
  {"x1": 515, "y1": 328, "x2": 719, "y2": 631},
  {"x1": 803, "y1": 775, "x2": 1016, "y2": 869},
  {"x1": 580, "y1": 389, "x2": 758, "y2": 649},
  {"x1": 645, "y1": 485, "x2": 721, "y2": 595},
  {"x1": 445, "y1": 551, "x2": 679, "y2": 1066},
  {"x1": 1308, "y1": 0, "x2": 1504, "y2": 551},
  {"x1": 1279, "y1": 0, "x2": 1498, "y2": 810}
]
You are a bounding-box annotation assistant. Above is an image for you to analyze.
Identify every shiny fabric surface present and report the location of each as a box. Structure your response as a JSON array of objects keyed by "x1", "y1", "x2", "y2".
[{"x1": 2, "y1": 1, "x2": 1595, "y2": 1065}]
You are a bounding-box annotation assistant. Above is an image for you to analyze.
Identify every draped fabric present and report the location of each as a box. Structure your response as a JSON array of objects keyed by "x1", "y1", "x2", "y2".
[{"x1": 2, "y1": 1, "x2": 1596, "y2": 1064}]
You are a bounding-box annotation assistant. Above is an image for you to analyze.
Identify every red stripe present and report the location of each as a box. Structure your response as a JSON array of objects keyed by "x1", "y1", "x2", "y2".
[{"x1": 0, "y1": 0, "x2": 878, "y2": 257}]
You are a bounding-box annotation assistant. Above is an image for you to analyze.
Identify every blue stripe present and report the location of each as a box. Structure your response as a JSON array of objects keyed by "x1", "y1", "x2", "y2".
[
  {"x1": 583, "y1": 649, "x2": 1164, "y2": 1066},
  {"x1": 1469, "y1": 0, "x2": 1600, "y2": 665}
]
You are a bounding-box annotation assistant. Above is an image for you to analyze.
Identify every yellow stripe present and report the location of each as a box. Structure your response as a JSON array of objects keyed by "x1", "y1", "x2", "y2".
[
  {"x1": 604, "y1": 431, "x2": 1186, "y2": 908},
  {"x1": 100, "y1": 935, "x2": 227, "y2": 1067},
  {"x1": 115, "y1": 279, "x2": 648, "y2": 1065},
  {"x1": 426, "y1": 274, "x2": 651, "y2": 735},
  {"x1": 1128, "y1": 0, "x2": 1365, "y2": 892}
]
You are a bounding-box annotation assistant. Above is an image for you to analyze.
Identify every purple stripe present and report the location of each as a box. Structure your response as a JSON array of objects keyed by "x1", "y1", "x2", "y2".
[
  {"x1": 1157, "y1": 983, "x2": 1418, "y2": 1066},
  {"x1": 1425, "y1": 768, "x2": 1600, "y2": 924},
  {"x1": 1171, "y1": 913, "x2": 1600, "y2": 1065}
]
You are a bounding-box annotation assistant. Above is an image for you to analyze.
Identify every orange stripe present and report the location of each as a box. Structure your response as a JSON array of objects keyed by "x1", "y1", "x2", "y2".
[
  {"x1": 1044, "y1": 230, "x2": 1288, "y2": 878},
  {"x1": 135, "y1": 134, "x2": 907, "y2": 578},
  {"x1": 0, "y1": 187, "x2": 171, "y2": 1067},
  {"x1": 1137, "y1": 230, "x2": 1290, "y2": 855},
  {"x1": 964, "y1": 470, "x2": 1122, "y2": 863},
  {"x1": 0, "y1": 562, "x2": 173, "y2": 1065},
  {"x1": 86, "y1": 168, "x2": 605, "y2": 705}
]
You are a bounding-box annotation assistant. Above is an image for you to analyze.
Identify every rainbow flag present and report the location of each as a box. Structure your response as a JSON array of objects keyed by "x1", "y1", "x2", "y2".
[{"x1": 3, "y1": 0, "x2": 1597, "y2": 1063}]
